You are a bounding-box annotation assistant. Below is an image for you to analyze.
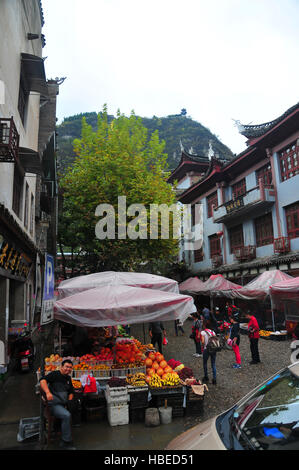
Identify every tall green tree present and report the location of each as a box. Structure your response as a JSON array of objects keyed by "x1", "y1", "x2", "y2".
[{"x1": 58, "y1": 107, "x2": 179, "y2": 275}]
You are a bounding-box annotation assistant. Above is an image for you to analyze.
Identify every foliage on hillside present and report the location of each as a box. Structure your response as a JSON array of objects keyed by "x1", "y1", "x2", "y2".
[{"x1": 56, "y1": 110, "x2": 234, "y2": 174}]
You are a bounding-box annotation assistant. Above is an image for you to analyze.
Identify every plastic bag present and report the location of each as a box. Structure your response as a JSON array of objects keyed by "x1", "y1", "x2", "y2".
[
  {"x1": 163, "y1": 336, "x2": 168, "y2": 345},
  {"x1": 83, "y1": 374, "x2": 97, "y2": 394}
]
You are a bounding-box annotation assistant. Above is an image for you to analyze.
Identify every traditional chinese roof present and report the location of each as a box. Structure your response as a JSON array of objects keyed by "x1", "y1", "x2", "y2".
[
  {"x1": 235, "y1": 102, "x2": 299, "y2": 140},
  {"x1": 195, "y1": 251, "x2": 299, "y2": 279},
  {"x1": 177, "y1": 101, "x2": 299, "y2": 203},
  {"x1": 167, "y1": 144, "x2": 209, "y2": 184}
]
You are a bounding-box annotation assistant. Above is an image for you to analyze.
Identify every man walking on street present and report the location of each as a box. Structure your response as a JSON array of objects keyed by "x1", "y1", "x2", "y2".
[
  {"x1": 149, "y1": 321, "x2": 166, "y2": 353},
  {"x1": 245, "y1": 311, "x2": 261, "y2": 364}
]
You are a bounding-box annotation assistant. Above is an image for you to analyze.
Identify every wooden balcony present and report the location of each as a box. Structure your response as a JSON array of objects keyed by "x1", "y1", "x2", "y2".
[
  {"x1": 274, "y1": 237, "x2": 290, "y2": 254},
  {"x1": 211, "y1": 254, "x2": 223, "y2": 267},
  {"x1": 0, "y1": 117, "x2": 19, "y2": 163},
  {"x1": 213, "y1": 180, "x2": 275, "y2": 224},
  {"x1": 234, "y1": 245, "x2": 256, "y2": 262}
]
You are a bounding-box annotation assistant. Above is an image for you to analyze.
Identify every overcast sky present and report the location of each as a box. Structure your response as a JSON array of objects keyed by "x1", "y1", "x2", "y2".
[{"x1": 42, "y1": 0, "x2": 299, "y2": 154}]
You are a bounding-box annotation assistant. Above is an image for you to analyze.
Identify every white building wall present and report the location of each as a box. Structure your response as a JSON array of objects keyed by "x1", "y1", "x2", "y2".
[{"x1": 0, "y1": 0, "x2": 43, "y2": 243}]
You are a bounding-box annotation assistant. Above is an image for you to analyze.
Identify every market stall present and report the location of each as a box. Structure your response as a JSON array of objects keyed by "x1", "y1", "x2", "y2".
[
  {"x1": 38, "y1": 338, "x2": 205, "y2": 427},
  {"x1": 190, "y1": 274, "x2": 242, "y2": 311},
  {"x1": 199, "y1": 274, "x2": 242, "y2": 297},
  {"x1": 226, "y1": 270, "x2": 293, "y2": 334},
  {"x1": 179, "y1": 276, "x2": 204, "y2": 294},
  {"x1": 270, "y1": 276, "x2": 299, "y2": 337},
  {"x1": 38, "y1": 284, "x2": 204, "y2": 428},
  {"x1": 57, "y1": 271, "x2": 179, "y2": 300}
]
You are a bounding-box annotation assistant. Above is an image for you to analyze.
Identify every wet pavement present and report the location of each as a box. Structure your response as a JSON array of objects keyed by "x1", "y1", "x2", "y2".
[
  {"x1": 0, "y1": 321, "x2": 292, "y2": 451},
  {"x1": 0, "y1": 369, "x2": 189, "y2": 451}
]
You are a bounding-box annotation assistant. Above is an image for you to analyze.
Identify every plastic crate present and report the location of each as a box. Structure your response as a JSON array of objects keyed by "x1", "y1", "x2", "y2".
[
  {"x1": 92, "y1": 368, "x2": 111, "y2": 378},
  {"x1": 105, "y1": 385, "x2": 129, "y2": 405},
  {"x1": 107, "y1": 403, "x2": 129, "y2": 426},
  {"x1": 106, "y1": 385, "x2": 128, "y2": 397},
  {"x1": 17, "y1": 417, "x2": 40, "y2": 442},
  {"x1": 185, "y1": 400, "x2": 204, "y2": 417},
  {"x1": 186, "y1": 386, "x2": 205, "y2": 401},
  {"x1": 83, "y1": 404, "x2": 106, "y2": 422},
  {"x1": 95, "y1": 360, "x2": 113, "y2": 367},
  {"x1": 72, "y1": 369, "x2": 93, "y2": 378},
  {"x1": 129, "y1": 407, "x2": 146, "y2": 423},
  {"x1": 129, "y1": 366, "x2": 146, "y2": 375},
  {"x1": 155, "y1": 396, "x2": 184, "y2": 407},
  {"x1": 128, "y1": 387, "x2": 149, "y2": 409},
  {"x1": 110, "y1": 368, "x2": 129, "y2": 377},
  {"x1": 185, "y1": 386, "x2": 204, "y2": 416},
  {"x1": 149, "y1": 386, "x2": 183, "y2": 395},
  {"x1": 171, "y1": 408, "x2": 185, "y2": 418}
]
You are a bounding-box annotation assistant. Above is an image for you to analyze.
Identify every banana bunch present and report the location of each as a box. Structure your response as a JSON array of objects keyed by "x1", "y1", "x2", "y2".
[
  {"x1": 162, "y1": 372, "x2": 180, "y2": 387},
  {"x1": 126, "y1": 372, "x2": 147, "y2": 386},
  {"x1": 174, "y1": 364, "x2": 185, "y2": 372},
  {"x1": 149, "y1": 373, "x2": 164, "y2": 388},
  {"x1": 260, "y1": 330, "x2": 271, "y2": 337}
]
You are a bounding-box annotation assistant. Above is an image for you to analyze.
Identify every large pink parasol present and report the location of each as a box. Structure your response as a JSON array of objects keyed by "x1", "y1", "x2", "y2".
[
  {"x1": 57, "y1": 271, "x2": 179, "y2": 299},
  {"x1": 54, "y1": 284, "x2": 196, "y2": 328},
  {"x1": 230, "y1": 269, "x2": 293, "y2": 300},
  {"x1": 179, "y1": 277, "x2": 205, "y2": 294},
  {"x1": 194, "y1": 274, "x2": 242, "y2": 297}
]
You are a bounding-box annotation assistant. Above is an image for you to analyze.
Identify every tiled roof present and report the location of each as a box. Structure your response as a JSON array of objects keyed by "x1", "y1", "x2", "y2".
[
  {"x1": 237, "y1": 102, "x2": 299, "y2": 139},
  {"x1": 195, "y1": 251, "x2": 299, "y2": 278}
]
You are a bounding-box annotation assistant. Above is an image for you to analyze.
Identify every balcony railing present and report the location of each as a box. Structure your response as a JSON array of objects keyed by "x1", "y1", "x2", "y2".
[
  {"x1": 274, "y1": 237, "x2": 290, "y2": 254},
  {"x1": 213, "y1": 181, "x2": 275, "y2": 224},
  {"x1": 0, "y1": 117, "x2": 19, "y2": 163},
  {"x1": 234, "y1": 245, "x2": 256, "y2": 262},
  {"x1": 211, "y1": 254, "x2": 223, "y2": 267}
]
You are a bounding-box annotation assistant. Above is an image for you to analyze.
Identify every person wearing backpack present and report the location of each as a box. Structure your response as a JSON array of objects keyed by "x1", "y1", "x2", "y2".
[{"x1": 200, "y1": 319, "x2": 218, "y2": 385}]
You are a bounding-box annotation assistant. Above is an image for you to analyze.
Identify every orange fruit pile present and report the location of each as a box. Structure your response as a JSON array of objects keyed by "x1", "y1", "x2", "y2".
[{"x1": 145, "y1": 351, "x2": 176, "y2": 383}]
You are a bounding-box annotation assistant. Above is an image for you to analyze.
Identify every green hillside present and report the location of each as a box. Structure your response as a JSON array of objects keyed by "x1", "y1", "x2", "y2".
[{"x1": 56, "y1": 110, "x2": 234, "y2": 174}]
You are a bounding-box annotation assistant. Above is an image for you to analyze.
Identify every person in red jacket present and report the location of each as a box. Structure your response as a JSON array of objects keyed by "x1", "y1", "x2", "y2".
[{"x1": 245, "y1": 311, "x2": 261, "y2": 364}]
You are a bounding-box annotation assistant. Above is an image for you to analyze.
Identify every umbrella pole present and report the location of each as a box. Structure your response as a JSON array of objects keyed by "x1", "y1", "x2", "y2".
[
  {"x1": 143, "y1": 323, "x2": 146, "y2": 344},
  {"x1": 270, "y1": 296, "x2": 275, "y2": 331}
]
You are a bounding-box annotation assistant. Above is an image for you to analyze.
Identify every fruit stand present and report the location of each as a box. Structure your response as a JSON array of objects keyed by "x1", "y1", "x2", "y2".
[
  {"x1": 37, "y1": 336, "x2": 206, "y2": 427},
  {"x1": 41, "y1": 277, "x2": 198, "y2": 430}
]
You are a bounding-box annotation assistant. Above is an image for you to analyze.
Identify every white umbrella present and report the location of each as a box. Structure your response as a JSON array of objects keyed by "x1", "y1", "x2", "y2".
[
  {"x1": 54, "y1": 284, "x2": 196, "y2": 328},
  {"x1": 57, "y1": 271, "x2": 179, "y2": 299}
]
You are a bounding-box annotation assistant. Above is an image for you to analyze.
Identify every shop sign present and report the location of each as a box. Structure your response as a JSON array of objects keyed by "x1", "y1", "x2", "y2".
[
  {"x1": 0, "y1": 234, "x2": 32, "y2": 279},
  {"x1": 225, "y1": 196, "x2": 244, "y2": 214},
  {"x1": 41, "y1": 253, "x2": 55, "y2": 325}
]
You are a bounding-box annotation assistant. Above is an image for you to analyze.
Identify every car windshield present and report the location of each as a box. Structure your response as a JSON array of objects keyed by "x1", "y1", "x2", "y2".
[{"x1": 231, "y1": 368, "x2": 299, "y2": 450}]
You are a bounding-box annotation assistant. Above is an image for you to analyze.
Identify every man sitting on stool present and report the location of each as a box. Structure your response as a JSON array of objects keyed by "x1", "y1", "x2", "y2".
[{"x1": 40, "y1": 359, "x2": 76, "y2": 450}]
